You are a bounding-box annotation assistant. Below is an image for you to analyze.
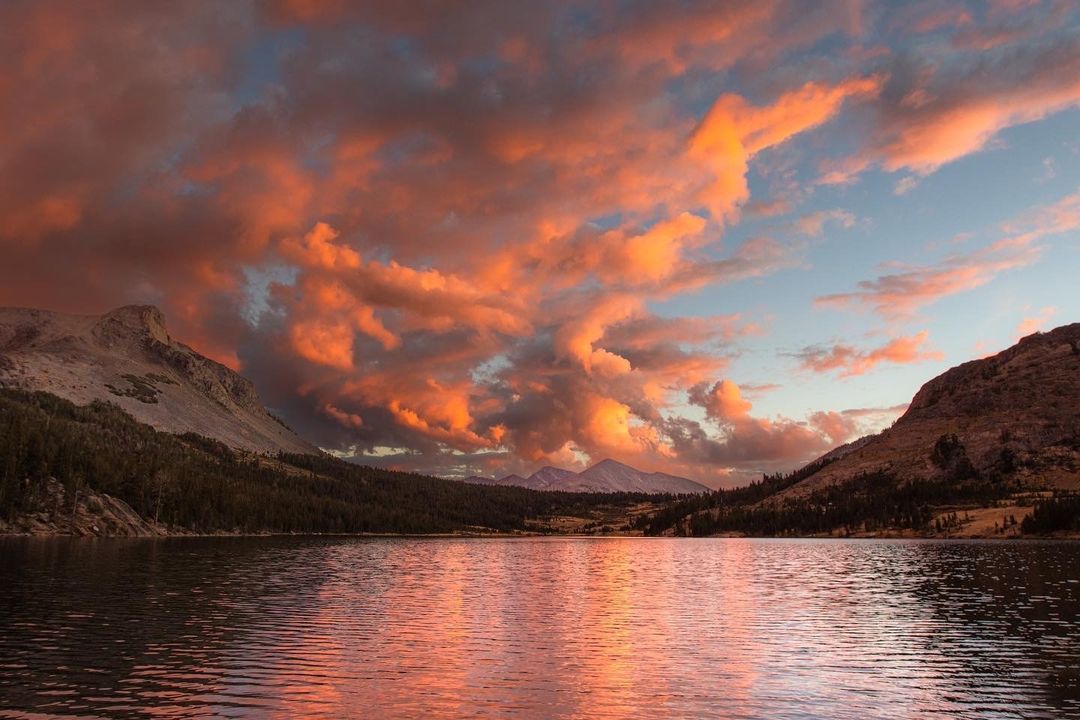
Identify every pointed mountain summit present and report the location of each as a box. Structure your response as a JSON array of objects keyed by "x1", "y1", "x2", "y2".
[
  {"x1": 527, "y1": 466, "x2": 580, "y2": 487},
  {"x1": 501, "y1": 473, "x2": 549, "y2": 490},
  {"x1": 0, "y1": 304, "x2": 316, "y2": 455}
]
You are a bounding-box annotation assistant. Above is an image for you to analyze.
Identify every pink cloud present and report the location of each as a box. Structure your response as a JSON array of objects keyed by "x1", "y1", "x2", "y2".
[
  {"x1": 816, "y1": 190, "x2": 1080, "y2": 319},
  {"x1": 794, "y1": 209, "x2": 855, "y2": 237},
  {"x1": 796, "y1": 332, "x2": 943, "y2": 377},
  {"x1": 690, "y1": 76, "x2": 881, "y2": 223},
  {"x1": 822, "y1": 21, "x2": 1080, "y2": 181},
  {"x1": 676, "y1": 378, "x2": 868, "y2": 474}
]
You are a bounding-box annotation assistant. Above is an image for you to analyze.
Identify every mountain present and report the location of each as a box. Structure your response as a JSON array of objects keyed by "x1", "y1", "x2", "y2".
[
  {"x1": 556, "y1": 459, "x2": 710, "y2": 494},
  {"x1": 462, "y1": 460, "x2": 709, "y2": 494},
  {"x1": 638, "y1": 323, "x2": 1080, "y2": 538},
  {"x1": 528, "y1": 466, "x2": 579, "y2": 487},
  {"x1": 0, "y1": 388, "x2": 651, "y2": 536},
  {"x1": 501, "y1": 473, "x2": 550, "y2": 490},
  {"x1": 814, "y1": 432, "x2": 880, "y2": 464},
  {"x1": 0, "y1": 305, "x2": 316, "y2": 455},
  {"x1": 774, "y1": 323, "x2": 1080, "y2": 501}
]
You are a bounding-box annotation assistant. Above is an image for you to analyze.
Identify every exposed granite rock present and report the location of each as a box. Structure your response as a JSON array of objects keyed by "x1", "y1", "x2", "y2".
[
  {"x1": 0, "y1": 477, "x2": 164, "y2": 537},
  {"x1": 0, "y1": 304, "x2": 317, "y2": 455}
]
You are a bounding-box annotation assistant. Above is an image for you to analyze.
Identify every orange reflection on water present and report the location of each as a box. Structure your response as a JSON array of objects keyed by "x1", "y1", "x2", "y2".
[{"x1": 78, "y1": 537, "x2": 1080, "y2": 719}]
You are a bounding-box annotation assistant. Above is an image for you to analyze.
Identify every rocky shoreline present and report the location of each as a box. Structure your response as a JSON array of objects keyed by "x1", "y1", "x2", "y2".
[{"x1": 0, "y1": 478, "x2": 170, "y2": 537}]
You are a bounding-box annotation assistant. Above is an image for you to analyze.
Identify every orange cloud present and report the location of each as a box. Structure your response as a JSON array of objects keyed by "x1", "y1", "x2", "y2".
[
  {"x1": 817, "y1": 190, "x2": 1079, "y2": 318},
  {"x1": 823, "y1": 27, "x2": 1080, "y2": 180},
  {"x1": 807, "y1": 410, "x2": 860, "y2": 445},
  {"x1": 289, "y1": 318, "x2": 356, "y2": 370},
  {"x1": 605, "y1": 212, "x2": 708, "y2": 283},
  {"x1": 322, "y1": 402, "x2": 363, "y2": 429},
  {"x1": 694, "y1": 380, "x2": 753, "y2": 422},
  {"x1": 279, "y1": 222, "x2": 533, "y2": 368},
  {"x1": 577, "y1": 395, "x2": 636, "y2": 453},
  {"x1": 281, "y1": 222, "x2": 361, "y2": 270},
  {"x1": 553, "y1": 295, "x2": 641, "y2": 376},
  {"x1": 340, "y1": 372, "x2": 498, "y2": 451},
  {"x1": 815, "y1": 242, "x2": 1038, "y2": 318},
  {"x1": 796, "y1": 331, "x2": 943, "y2": 377},
  {"x1": 680, "y1": 378, "x2": 850, "y2": 468},
  {"x1": 690, "y1": 77, "x2": 881, "y2": 222}
]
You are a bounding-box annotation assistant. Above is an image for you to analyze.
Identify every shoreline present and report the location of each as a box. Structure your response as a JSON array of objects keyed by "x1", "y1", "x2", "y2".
[{"x1": 3, "y1": 530, "x2": 1077, "y2": 540}]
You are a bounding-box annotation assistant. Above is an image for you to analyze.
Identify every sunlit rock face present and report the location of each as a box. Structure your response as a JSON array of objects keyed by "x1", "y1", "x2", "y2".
[{"x1": 0, "y1": 304, "x2": 317, "y2": 455}]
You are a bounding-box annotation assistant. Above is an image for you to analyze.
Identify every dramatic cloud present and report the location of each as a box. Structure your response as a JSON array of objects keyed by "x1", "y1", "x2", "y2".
[
  {"x1": 691, "y1": 77, "x2": 881, "y2": 222},
  {"x1": 671, "y1": 378, "x2": 899, "y2": 479},
  {"x1": 693, "y1": 380, "x2": 754, "y2": 422},
  {"x1": 0, "y1": 1, "x2": 1074, "y2": 484}
]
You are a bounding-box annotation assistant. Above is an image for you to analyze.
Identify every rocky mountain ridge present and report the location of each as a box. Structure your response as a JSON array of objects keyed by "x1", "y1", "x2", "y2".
[
  {"x1": 774, "y1": 323, "x2": 1080, "y2": 500},
  {"x1": 0, "y1": 305, "x2": 316, "y2": 455}
]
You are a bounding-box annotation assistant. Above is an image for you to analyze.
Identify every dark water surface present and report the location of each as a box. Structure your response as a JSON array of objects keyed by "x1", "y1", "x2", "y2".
[{"x1": 0, "y1": 537, "x2": 1078, "y2": 719}]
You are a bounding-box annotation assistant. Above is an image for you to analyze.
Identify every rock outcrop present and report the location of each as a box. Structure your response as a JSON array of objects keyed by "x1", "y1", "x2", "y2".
[{"x1": 0, "y1": 477, "x2": 165, "y2": 536}]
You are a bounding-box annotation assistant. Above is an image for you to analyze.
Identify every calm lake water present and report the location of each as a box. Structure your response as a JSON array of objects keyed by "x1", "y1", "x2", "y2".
[{"x1": 0, "y1": 537, "x2": 1078, "y2": 719}]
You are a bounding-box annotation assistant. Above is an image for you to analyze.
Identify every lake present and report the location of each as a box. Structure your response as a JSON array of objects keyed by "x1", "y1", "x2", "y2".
[{"x1": 0, "y1": 537, "x2": 1078, "y2": 719}]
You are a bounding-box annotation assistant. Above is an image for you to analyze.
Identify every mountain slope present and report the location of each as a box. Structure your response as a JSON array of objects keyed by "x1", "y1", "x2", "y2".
[
  {"x1": 0, "y1": 305, "x2": 316, "y2": 455},
  {"x1": 528, "y1": 466, "x2": 579, "y2": 487},
  {"x1": 0, "y1": 389, "x2": 652, "y2": 536},
  {"x1": 635, "y1": 324, "x2": 1080, "y2": 538},
  {"x1": 776, "y1": 323, "x2": 1080, "y2": 500}
]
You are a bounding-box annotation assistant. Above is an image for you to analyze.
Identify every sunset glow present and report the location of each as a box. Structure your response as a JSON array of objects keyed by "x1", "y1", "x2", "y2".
[{"x1": 2, "y1": 1, "x2": 1078, "y2": 486}]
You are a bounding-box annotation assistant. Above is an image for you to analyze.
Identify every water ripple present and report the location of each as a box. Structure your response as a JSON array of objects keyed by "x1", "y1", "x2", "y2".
[{"x1": 1, "y1": 537, "x2": 1078, "y2": 718}]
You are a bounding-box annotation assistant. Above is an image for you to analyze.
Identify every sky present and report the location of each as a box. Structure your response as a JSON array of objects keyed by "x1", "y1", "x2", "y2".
[{"x1": 1, "y1": 0, "x2": 1078, "y2": 487}]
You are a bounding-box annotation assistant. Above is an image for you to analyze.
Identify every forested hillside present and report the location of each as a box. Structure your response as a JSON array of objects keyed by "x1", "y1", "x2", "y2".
[
  {"x1": 636, "y1": 468, "x2": 1019, "y2": 536},
  {"x1": 0, "y1": 390, "x2": 657, "y2": 535}
]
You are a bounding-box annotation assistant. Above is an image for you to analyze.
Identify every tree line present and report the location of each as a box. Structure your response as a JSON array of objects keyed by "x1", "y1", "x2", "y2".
[
  {"x1": 1021, "y1": 493, "x2": 1080, "y2": 534},
  {"x1": 0, "y1": 390, "x2": 660, "y2": 535},
  {"x1": 636, "y1": 460, "x2": 1024, "y2": 537}
]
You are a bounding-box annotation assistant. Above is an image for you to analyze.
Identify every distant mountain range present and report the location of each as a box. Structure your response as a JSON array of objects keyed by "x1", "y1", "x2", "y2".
[
  {"x1": 0, "y1": 305, "x2": 315, "y2": 454},
  {"x1": 463, "y1": 458, "x2": 709, "y2": 494}
]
